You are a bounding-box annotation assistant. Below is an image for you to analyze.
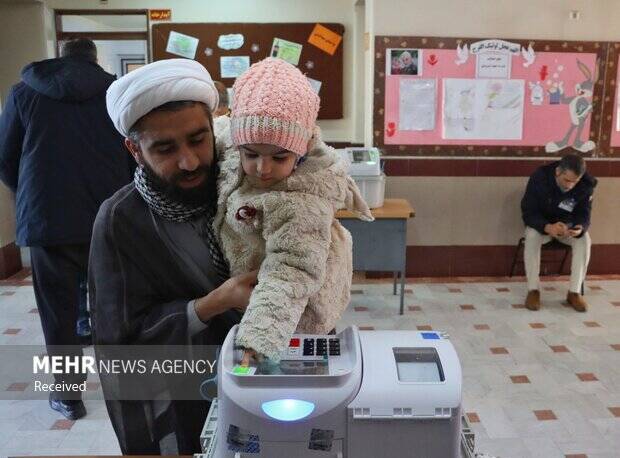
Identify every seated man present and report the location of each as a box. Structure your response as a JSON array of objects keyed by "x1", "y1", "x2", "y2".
[{"x1": 521, "y1": 153, "x2": 596, "y2": 312}]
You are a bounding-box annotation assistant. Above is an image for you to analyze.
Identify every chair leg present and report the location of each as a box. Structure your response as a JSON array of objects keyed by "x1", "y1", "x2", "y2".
[
  {"x1": 399, "y1": 270, "x2": 406, "y2": 316},
  {"x1": 393, "y1": 271, "x2": 398, "y2": 295},
  {"x1": 510, "y1": 239, "x2": 524, "y2": 277}
]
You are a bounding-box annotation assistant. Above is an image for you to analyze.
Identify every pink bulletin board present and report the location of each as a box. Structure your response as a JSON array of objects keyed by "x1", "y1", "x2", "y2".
[
  {"x1": 385, "y1": 51, "x2": 596, "y2": 147},
  {"x1": 374, "y1": 36, "x2": 610, "y2": 157},
  {"x1": 610, "y1": 55, "x2": 620, "y2": 148}
]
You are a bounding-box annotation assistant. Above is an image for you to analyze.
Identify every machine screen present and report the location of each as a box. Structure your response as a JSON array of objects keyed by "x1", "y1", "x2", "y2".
[
  {"x1": 393, "y1": 347, "x2": 444, "y2": 383},
  {"x1": 352, "y1": 150, "x2": 371, "y2": 162},
  {"x1": 255, "y1": 360, "x2": 329, "y2": 376}
]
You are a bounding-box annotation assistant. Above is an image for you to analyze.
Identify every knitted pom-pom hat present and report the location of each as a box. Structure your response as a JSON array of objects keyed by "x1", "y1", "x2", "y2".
[{"x1": 230, "y1": 57, "x2": 320, "y2": 156}]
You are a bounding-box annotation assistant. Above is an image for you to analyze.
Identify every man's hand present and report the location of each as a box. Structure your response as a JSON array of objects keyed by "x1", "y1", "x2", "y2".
[
  {"x1": 567, "y1": 225, "x2": 583, "y2": 237},
  {"x1": 544, "y1": 222, "x2": 568, "y2": 238},
  {"x1": 217, "y1": 270, "x2": 259, "y2": 312},
  {"x1": 194, "y1": 270, "x2": 258, "y2": 322}
]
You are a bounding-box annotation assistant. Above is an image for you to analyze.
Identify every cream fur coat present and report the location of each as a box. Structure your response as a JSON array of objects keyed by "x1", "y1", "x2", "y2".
[{"x1": 213, "y1": 116, "x2": 373, "y2": 360}]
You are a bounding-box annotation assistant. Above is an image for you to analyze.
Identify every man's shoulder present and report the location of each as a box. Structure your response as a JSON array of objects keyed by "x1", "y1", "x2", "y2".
[
  {"x1": 97, "y1": 183, "x2": 147, "y2": 225},
  {"x1": 533, "y1": 162, "x2": 554, "y2": 179},
  {"x1": 526, "y1": 164, "x2": 551, "y2": 190},
  {"x1": 8, "y1": 82, "x2": 31, "y2": 101},
  {"x1": 579, "y1": 172, "x2": 597, "y2": 192}
]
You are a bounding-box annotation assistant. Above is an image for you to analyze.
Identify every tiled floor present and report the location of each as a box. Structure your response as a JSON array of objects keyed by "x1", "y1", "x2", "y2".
[
  {"x1": 340, "y1": 277, "x2": 620, "y2": 458},
  {"x1": 0, "y1": 273, "x2": 119, "y2": 458},
  {"x1": 0, "y1": 272, "x2": 619, "y2": 457}
]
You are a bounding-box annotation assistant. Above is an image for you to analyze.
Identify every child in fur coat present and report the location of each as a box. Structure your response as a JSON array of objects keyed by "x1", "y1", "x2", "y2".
[{"x1": 212, "y1": 58, "x2": 373, "y2": 363}]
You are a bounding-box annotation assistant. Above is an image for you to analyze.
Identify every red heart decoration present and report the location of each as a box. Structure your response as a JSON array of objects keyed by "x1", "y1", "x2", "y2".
[
  {"x1": 428, "y1": 54, "x2": 438, "y2": 66},
  {"x1": 387, "y1": 122, "x2": 395, "y2": 129}
]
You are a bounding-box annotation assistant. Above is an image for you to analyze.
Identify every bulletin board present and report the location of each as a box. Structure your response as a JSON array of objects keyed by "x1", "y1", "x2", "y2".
[
  {"x1": 373, "y1": 36, "x2": 615, "y2": 157},
  {"x1": 605, "y1": 43, "x2": 620, "y2": 152},
  {"x1": 152, "y1": 23, "x2": 345, "y2": 119}
]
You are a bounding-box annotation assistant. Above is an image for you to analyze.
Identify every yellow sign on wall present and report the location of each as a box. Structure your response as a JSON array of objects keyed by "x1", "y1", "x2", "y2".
[
  {"x1": 308, "y1": 23, "x2": 342, "y2": 56},
  {"x1": 150, "y1": 9, "x2": 172, "y2": 21}
]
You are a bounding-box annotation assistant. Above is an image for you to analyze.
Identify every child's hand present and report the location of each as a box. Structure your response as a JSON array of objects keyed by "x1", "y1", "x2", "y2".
[{"x1": 241, "y1": 349, "x2": 259, "y2": 367}]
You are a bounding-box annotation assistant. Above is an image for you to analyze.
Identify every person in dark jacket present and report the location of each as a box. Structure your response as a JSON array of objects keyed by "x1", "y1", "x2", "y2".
[
  {"x1": 0, "y1": 38, "x2": 134, "y2": 420},
  {"x1": 521, "y1": 153, "x2": 596, "y2": 312}
]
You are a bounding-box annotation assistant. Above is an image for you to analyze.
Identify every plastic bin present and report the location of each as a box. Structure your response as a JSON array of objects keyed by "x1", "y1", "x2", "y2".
[{"x1": 351, "y1": 173, "x2": 385, "y2": 209}]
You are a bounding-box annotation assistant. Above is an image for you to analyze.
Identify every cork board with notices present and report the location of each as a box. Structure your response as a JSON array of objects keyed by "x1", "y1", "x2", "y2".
[
  {"x1": 373, "y1": 36, "x2": 616, "y2": 157},
  {"x1": 152, "y1": 22, "x2": 345, "y2": 119}
]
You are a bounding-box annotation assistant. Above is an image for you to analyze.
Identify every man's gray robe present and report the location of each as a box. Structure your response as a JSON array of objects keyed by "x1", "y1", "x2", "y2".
[{"x1": 89, "y1": 183, "x2": 239, "y2": 454}]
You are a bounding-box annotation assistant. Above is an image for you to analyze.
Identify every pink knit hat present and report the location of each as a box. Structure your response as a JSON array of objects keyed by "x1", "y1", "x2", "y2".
[{"x1": 230, "y1": 57, "x2": 320, "y2": 156}]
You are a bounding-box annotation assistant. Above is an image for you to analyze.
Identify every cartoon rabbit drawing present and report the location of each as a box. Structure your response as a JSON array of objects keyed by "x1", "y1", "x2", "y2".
[{"x1": 545, "y1": 59, "x2": 596, "y2": 153}]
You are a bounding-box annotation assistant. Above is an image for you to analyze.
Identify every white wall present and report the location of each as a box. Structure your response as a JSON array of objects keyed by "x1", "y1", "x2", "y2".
[
  {"x1": 387, "y1": 176, "x2": 620, "y2": 246},
  {"x1": 60, "y1": 14, "x2": 146, "y2": 32},
  {"x1": 371, "y1": 0, "x2": 620, "y2": 40},
  {"x1": 92, "y1": 40, "x2": 147, "y2": 76},
  {"x1": 44, "y1": 0, "x2": 362, "y2": 142},
  {"x1": 0, "y1": 1, "x2": 47, "y2": 116},
  {"x1": 0, "y1": 1, "x2": 47, "y2": 248}
]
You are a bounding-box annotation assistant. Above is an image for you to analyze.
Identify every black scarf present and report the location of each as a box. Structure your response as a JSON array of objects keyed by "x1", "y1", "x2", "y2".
[{"x1": 134, "y1": 166, "x2": 230, "y2": 279}]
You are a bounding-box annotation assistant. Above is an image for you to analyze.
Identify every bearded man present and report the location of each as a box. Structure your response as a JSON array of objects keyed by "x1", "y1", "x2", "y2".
[{"x1": 90, "y1": 58, "x2": 257, "y2": 454}]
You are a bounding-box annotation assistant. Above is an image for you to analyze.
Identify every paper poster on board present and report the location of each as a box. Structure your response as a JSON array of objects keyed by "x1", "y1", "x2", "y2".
[
  {"x1": 270, "y1": 38, "x2": 303, "y2": 66},
  {"x1": 476, "y1": 52, "x2": 512, "y2": 78},
  {"x1": 307, "y1": 23, "x2": 342, "y2": 55},
  {"x1": 220, "y1": 56, "x2": 250, "y2": 78},
  {"x1": 386, "y1": 49, "x2": 422, "y2": 76},
  {"x1": 218, "y1": 34, "x2": 244, "y2": 50},
  {"x1": 306, "y1": 77, "x2": 322, "y2": 94},
  {"x1": 442, "y1": 78, "x2": 524, "y2": 140},
  {"x1": 399, "y1": 79, "x2": 436, "y2": 131},
  {"x1": 166, "y1": 31, "x2": 199, "y2": 59},
  {"x1": 471, "y1": 39, "x2": 520, "y2": 79}
]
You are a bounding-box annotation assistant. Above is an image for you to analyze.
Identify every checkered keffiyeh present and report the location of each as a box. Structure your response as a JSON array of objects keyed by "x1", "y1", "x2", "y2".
[{"x1": 134, "y1": 166, "x2": 230, "y2": 279}]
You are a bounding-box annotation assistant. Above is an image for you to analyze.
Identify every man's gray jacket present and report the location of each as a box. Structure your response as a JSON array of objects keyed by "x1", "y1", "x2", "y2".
[{"x1": 89, "y1": 183, "x2": 240, "y2": 454}]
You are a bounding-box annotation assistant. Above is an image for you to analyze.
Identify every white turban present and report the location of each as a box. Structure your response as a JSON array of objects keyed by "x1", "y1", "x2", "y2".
[{"x1": 106, "y1": 58, "x2": 219, "y2": 137}]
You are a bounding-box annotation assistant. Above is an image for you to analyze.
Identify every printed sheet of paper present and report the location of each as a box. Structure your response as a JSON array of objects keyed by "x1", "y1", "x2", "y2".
[
  {"x1": 476, "y1": 52, "x2": 512, "y2": 78},
  {"x1": 270, "y1": 38, "x2": 303, "y2": 66},
  {"x1": 306, "y1": 77, "x2": 322, "y2": 94},
  {"x1": 220, "y1": 56, "x2": 250, "y2": 78},
  {"x1": 307, "y1": 23, "x2": 342, "y2": 55},
  {"x1": 166, "y1": 31, "x2": 199, "y2": 59},
  {"x1": 399, "y1": 79, "x2": 436, "y2": 131},
  {"x1": 218, "y1": 33, "x2": 244, "y2": 50},
  {"x1": 442, "y1": 78, "x2": 524, "y2": 140}
]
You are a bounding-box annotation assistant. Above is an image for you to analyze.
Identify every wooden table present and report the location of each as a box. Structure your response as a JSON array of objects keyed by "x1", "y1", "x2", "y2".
[{"x1": 337, "y1": 198, "x2": 415, "y2": 315}]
